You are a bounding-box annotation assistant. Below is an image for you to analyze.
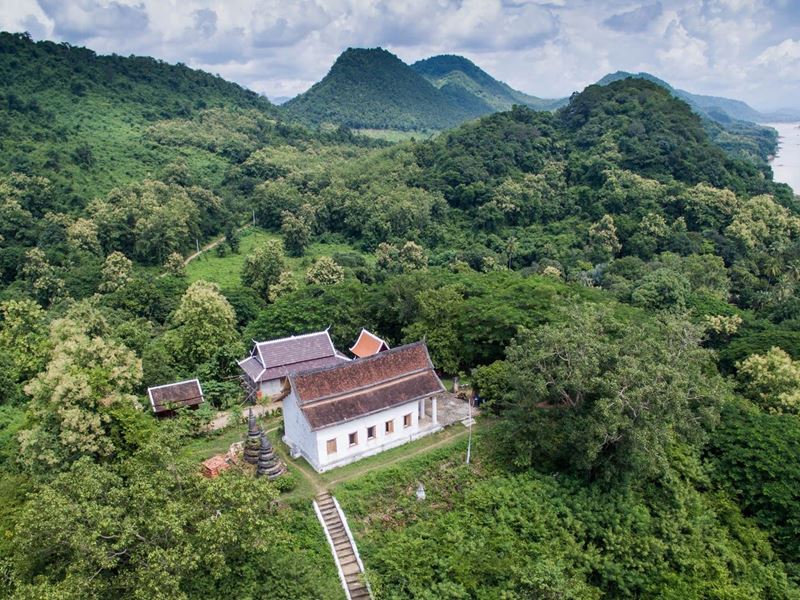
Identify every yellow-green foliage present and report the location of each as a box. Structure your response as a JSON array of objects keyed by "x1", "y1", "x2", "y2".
[{"x1": 737, "y1": 346, "x2": 800, "y2": 414}]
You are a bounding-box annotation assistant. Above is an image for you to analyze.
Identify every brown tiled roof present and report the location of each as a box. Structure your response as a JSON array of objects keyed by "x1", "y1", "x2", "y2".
[
  {"x1": 239, "y1": 330, "x2": 349, "y2": 382},
  {"x1": 289, "y1": 342, "x2": 444, "y2": 430},
  {"x1": 148, "y1": 379, "x2": 203, "y2": 413},
  {"x1": 260, "y1": 354, "x2": 349, "y2": 382},
  {"x1": 349, "y1": 328, "x2": 390, "y2": 358}
]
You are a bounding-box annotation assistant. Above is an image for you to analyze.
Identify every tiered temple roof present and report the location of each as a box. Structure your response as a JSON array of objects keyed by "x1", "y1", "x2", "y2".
[
  {"x1": 289, "y1": 341, "x2": 444, "y2": 431},
  {"x1": 238, "y1": 330, "x2": 349, "y2": 383}
]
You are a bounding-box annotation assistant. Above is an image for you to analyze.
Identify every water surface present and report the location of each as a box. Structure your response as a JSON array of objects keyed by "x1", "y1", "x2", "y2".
[{"x1": 766, "y1": 122, "x2": 800, "y2": 194}]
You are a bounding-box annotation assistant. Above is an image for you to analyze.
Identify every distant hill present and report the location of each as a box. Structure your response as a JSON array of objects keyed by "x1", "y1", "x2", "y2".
[
  {"x1": 410, "y1": 54, "x2": 566, "y2": 112},
  {"x1": 596, "y1": 71, "x2": 779, "y2": 164},
  {"x1": 596, "y1": 71, "x2": 800, "y2": 124},
  {"x1": 283, "y1": 48, "x2": 491, "y2": 130},
  {"x1": 0, "y1": 31, "x2": 280, "y2": 200}
]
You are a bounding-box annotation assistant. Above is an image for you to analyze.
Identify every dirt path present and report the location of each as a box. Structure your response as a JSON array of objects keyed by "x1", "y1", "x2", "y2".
[
  {"x1": 182, "y1": 235, "x2": 226, "y2": 266},
  {"x1": 181, "y1": 224, "x2": 251, "y2": 267},
  {"x1": 207, "y1": 403, "x2": 272, "y2": 432}
]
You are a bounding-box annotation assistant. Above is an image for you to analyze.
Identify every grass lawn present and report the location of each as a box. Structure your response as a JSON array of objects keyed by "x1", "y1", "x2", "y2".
[
  {"x1": 355, "y1": 128, "x2": 440, "y2": 142},
  {"x1": 177, "y1": 412, "x2": 282, "y2": 463},
  {"x1": 186, "y1": 226, "x2": 369, "y2": 290}
]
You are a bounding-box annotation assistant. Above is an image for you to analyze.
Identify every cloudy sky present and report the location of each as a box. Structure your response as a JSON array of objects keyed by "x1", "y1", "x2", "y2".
[{"x1": 1, "y1": 0, "x2": 799, "y2": 110}]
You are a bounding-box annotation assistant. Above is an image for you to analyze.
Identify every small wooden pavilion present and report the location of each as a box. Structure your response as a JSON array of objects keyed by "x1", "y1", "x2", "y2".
[{"x1": 147, "y1": 379, "x2": 204, "y2": 417}]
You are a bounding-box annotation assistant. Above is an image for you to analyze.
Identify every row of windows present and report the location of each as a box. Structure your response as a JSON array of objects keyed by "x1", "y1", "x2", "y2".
[{"x1": 326, "y1": 413, "x2": 413, "y2": 455}]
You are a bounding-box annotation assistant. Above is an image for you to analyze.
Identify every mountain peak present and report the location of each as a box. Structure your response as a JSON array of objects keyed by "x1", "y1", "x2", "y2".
[{"x1": 284, "y1": 47, "x2": 488, "y2": 130}]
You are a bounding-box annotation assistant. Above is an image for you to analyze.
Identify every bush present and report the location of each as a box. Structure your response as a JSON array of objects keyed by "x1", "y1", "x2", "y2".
[{"x1": 272, "y1": 471, "x2": 298, "y2": 493}]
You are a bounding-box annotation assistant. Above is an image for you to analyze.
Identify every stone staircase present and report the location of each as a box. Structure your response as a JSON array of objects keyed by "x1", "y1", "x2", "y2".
[{"x1": 314, "y1": 491, "x2": 372, "y2": 600}]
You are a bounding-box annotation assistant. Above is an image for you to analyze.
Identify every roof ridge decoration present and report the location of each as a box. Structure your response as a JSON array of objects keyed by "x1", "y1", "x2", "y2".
[
  {"x1": 147, "y1": 377, "x2": 201, "y2": 391},
  {"x1": 292, "y1": 340, "x2": 428, "y2": 382},
  {"x1": 254, "y1": 329, "x2": 332, "y2": 349}
]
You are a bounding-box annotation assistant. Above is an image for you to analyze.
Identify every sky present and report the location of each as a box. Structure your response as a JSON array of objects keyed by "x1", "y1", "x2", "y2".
[{"x1": 1, "y1": 0, "x2": 799, "y2": 110}]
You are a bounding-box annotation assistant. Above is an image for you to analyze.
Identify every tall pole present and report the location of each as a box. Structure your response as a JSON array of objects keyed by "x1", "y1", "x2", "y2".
[{"x1": 466, "y1": 394, "x2": 472, "y2": 465}]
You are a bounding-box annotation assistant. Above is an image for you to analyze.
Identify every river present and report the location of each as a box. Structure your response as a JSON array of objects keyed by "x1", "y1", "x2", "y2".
[{"x1": 765, "y1": 122, "x2": 800, "y2": 194}]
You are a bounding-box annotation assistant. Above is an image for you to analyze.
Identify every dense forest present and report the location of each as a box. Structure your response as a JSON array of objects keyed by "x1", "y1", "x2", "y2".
[{"x1": 2, "y1": 31, "x2": 800, "y2": 598}]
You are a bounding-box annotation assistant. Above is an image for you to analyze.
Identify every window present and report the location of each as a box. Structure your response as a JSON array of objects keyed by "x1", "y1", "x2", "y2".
[
  {"x1": 404, "y1": 413, "x2": 412, "y2": 428},
  {"x1": 348, "y1": 431, "x2": 358, "y2": 446},
  {"x1": 385, "y1": 419, "x2": 394, "y2": 434},
  {"x1": 367, "y1": 425, "x2": 376, "y2": 440},
  {"x1": 326, "y1": 438, "x2": 337, "y2": 455}
]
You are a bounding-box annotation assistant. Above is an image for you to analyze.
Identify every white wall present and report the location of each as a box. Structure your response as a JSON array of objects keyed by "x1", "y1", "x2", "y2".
[
  {"x1": 282, "y1": 391, "x2": 319, "y2": 467},
  {"x1": 259, "y1": 378, "x2": 284, "y2": 397},
  {"x1": 303, "y1": 398, "x2": 441, "y2": 472}
]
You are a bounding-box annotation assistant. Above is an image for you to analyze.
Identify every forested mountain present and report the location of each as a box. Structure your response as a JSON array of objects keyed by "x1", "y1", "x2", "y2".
[
  {"x1": 411, "y1": 54, "x2": 566, "y2": 112},
  {"x1": 597, "y1": 71, "x2": 766, "y2": 121},
  {"x1": 596, "y1": 71, "x2": 780, "y2": 165},
  {"x1": 283, "y1": 47, "x2": 491, "y2": 130},
  {"x1": 3, "y1": 34, "x2": 800, "y2": 599},
  {"x1": 283, "y1": 48, "x2": 780, "y2": 168}
]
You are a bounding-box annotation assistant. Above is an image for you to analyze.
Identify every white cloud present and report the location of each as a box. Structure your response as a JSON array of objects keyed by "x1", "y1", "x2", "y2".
[
  {"x1": 0, "y1": 0, "x2": 797, "y2": 109},
  {"x1": 755, "y1": 38, "x2": 800, "y2": 79}
]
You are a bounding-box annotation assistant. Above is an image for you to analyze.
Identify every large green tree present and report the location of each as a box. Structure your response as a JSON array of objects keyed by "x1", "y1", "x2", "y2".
[
  {"x1": 18, "y1": 303, "x2": 144, "y2": 472},
  {"x1": 498, "y1": 304, "x2": 724, "y2": 481},
  {"x1": 8, "y1": 432, "x2": 340, "y2": 599},
  {"x1": 241, "y1": 240, "x2": 286, "y2": 301},
  {"x1": 166, "y1": 280, "x2": 239, "y2": 369}
]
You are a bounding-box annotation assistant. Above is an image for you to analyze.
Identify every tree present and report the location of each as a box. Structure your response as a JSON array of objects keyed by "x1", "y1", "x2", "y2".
[
  {"x1": 402, "y1": 285, "x2": 464, "y2": 374},
  {"x1": 241, "y1": 240, "x2": 285, "y2": 301},
  {"x1": 0, "y1": 299, "x2": 49, "y2": 404},
  {"x1": 21, "y1": 248, "x2": 66, "y2": 306},
  {"x1": 99, "y1": 251, "x2": 134, "y2": 293},
  {"x1": 375, "y1": 241, "x2": 428, "y2": 275},
  {"x1": 0, "y1": 299, "x2": 48, "y2": 380},
  {"x1": 707, "y1": 402, "x2": 800, "y2": 569},
  {"x1": 224, "y1": 222, "x2": 240, "y2": 254},
  {"x1": 8, "y1": 435, "x2": 341, "y2": 598},
  {"x1": 588, "y1": 214, "x2": 621, "y2": 262},
  {"x1": 163, "y1": 251, "x2": 186, "y2": 277},
  {"x1": 630, "y1": 268, "x2": 690, "y2": 310},
  {"x1": 166, "y1": 280, "x2": 239, "y2": 368},
  {"x1": 497, "y1": 304, "x2": 724, "y2": 481},
  {"x1": 725, "y1": 194, "x2": 800, "y2": 254},
  {"x1": 305, "y1": 256, "x2": 344, "y2": 286},
  {"x1": 89, "y1": 180, "x2": 217, "y2": 265},
  {"x1": 66, "y1": 217, "x2": 101, "y2": 255},
  {"x1": 268, "y1": 271, "x2": 298, "y2": 302},
  {"x1": 736, "y1": 347, "x2": 800, "y2": 414},
  {"x1": 280, "y1": 208, "x2": 312, "y2": 257},
  {"x1": 18, "y1": 304, "x2": 144, "y2": 472}
]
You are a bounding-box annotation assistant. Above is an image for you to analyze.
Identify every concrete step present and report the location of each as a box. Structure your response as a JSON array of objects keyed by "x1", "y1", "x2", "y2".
[
  {"x1": 327, "y1": 523, "x2": 345, "y2": 534},
  {"x1": 315, "y1": 493, "x2": 372, "y2": 599},
  {"x1": 342, "y1": 562, "x2": 361, "y2": 576},
  {"x1": 334, "y1": 540, "x2": 352, "y2": 551}
]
